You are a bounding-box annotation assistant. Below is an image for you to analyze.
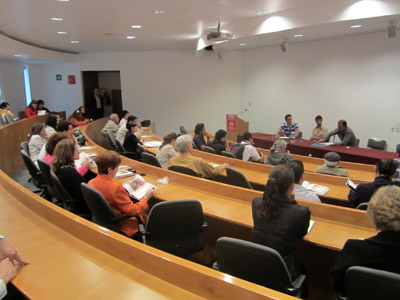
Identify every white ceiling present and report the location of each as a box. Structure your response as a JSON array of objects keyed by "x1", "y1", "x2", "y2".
[{"x1": 0, "y1": 0, "x2": 399, "y2": 61}]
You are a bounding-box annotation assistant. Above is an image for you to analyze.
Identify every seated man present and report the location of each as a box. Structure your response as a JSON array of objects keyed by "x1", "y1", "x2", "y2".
[
  {"x1": 193, "y1": 123, "x2": 210, "y2": 150},
  {"x1": 208, "y1": 129, "x2": 230, "y2": 155},
  {"x1": 239, "y1": 132, "x2": 264, "y2": 163},
  {"x1": 168, "y1": 134, "x2": 228, "y2": 178},
  {"x1": 101, "y1": 113, "x2": 120, "y2": 137},
  {"x1": 275, "y1": 114, "x2": 299, "y2": 138},
  {"x1": 289, "y1": 160, "x2": 321, "y2": 203},
  {"x1": 310, "y1": 115, "x2": 328, "y2": 141},
  {"x1": 348, "y1": 158, "x2": 398, "y2": 208},
  {"x1": 322, "y1": 119, "x2": 357, "y2": 147},
  {"x1": 265, "y1": 140, "x2": 292, "y2": 165},
  {"x1": 315, "y1": 152, "x2": 349, "y2": 177}
]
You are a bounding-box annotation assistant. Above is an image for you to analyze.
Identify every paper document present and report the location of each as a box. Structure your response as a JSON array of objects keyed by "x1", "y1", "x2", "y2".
[
  {"x1": 311, "y1": 142, "x2": 334, "y2": 147},
  {"x1": 144, "y1": 141, "x2": 162, "y2": 148},
  {"x1": 302, "y1": 181, "x2": 329, "y2": 196},
  {"x1": 308, "y1": 220, "x2": 315, "y2": 234},
  {"x1": 123, "y1": 174, "x2": 156, "y2": 200}
]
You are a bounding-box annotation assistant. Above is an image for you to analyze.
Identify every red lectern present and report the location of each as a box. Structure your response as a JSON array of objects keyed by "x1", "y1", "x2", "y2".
[{"x1": 226, "y1": 114, "x2": 249, "y2": 142}]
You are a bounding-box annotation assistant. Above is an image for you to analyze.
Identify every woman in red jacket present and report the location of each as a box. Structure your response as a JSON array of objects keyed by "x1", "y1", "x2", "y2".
[
  {"x1": 24, "y1": 100, "x2": 38, "y2": 118},
  {"x1": 68, "y1": 110, "x2": 89, "y2": 127}
]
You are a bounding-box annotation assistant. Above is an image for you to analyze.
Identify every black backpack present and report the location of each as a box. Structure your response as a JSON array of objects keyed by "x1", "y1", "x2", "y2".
[{"x1": 230, "y1": 143, "x2": 246, "y2": 159}]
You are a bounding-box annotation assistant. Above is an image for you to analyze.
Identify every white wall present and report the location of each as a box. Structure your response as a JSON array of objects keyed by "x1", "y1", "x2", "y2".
[
  {"x1": 241, "y1": 31, "x2": 400, "y2": 150},
  {"x1": 0, "y1": 60, "x2": 27, "y2": 116}
]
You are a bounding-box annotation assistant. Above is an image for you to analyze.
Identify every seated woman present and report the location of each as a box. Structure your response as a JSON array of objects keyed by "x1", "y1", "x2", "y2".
[
  {"x1": 52, "y1": 139, "x2": 92, "y2": 214},
  {"x1": 265, "y1": 140, "x2": 293, "y2": 165},
  {"x1": 193, "y1": 123, "x2": 210, "y2": 150},
  {"x1": 44, "y1": 114, "x2": 60, "y2": 138},
  {"x1": 68, "y1": 110, "x2": 89, "y2": 127},
  {"x1": 78, "y1": 106, "x2": 87, "y2": 121},
  {"x1": 123, "y1": 123, "x2": 142, "y2": 159},
  {"x1": 24, "y1": 100, "x2": 38, "y2": 118},
  {"x1": 251, "y1": 164, "x2": 310, "y2": 280},
  {"x1": 156, "y1": 132, "x2": 178, "y2": 169},
  {"x1": 43, "y1": 133, "x2": 67, "y2": 164},
  {"x1": 331, "y1": 185, "x2": 400, "y2": 294},
  {"x1": 28, "y1": 123, "x2": 48, "y2": 162},
  {"x1": 89, "y1": 150, "x2": 154, "y2": 241},
  {"x1": 37, "y1": 99, "x2": 51, "y2": 114},
  {"x1": 208, "y1": 129, "x2": 230, "y2": 155}
]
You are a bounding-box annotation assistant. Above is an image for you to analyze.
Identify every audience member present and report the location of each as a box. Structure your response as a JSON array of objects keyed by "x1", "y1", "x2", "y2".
[
  {"x1": 69, "y1": 110, "x2": 89, "y2": 127},
  {"x1": 168, "y1": 134, "x2": 228, "y2": 178},
  {"x1": 52, "y1": 139, "x2": 91, "y2": 214},
  {"x1": 42, "y1": 133, "x2": 67, "y2": 165},
  {"x1": 123, "y1": 123, "x2": 142, "y2": 159},
  {"x1": 37, "y1": 100, "x2": 51, "y2": 114},
  {"x1": 28, "y1": 123, "x2": 48, "y2": 162},
  {"x1": 88, "y1": 88, "x2": 104, "y2": 120},
  {"x1": 193, "y1": 123, "x2": 210, "y2": 150},
  {"x1": 265, "y1": 139, "x2": 292, "y2": 165},
  {"x1": 348, "y1": 158, "x2": 397, "y2": 208},
  {"x1": 44, "y1": 114, "x2": 60, "y2": 138},
  {"x1": 101, "y1": 113, "x2": 120, "y2": 137},
  {"x1": 310, "y1": 115, "x2": 328, "y2": 141},
  {"x1": 24, "y1": 100, "x2": 38, "y2": 118},
  {"x1": 240, "y1": 132, "x2": 264, "y2": 162},
  {"x1": 56, "y1": 121, "x2": 74, "y2": 139},
  {"x1": 208, "y1": 129, "x2": 230, "y2": 155},
  {"x1": 119, "y1": 110, "x2": 129, "y2": 127},
  {"x1": 323, "y1": 119, "x2": 357, "y2": 147},
  {"x1": 116, "y1": 115, "x2": 137, "y2": 144},
  {"x1": 275, "y1": 114, "x2": 299, "y2": 138},
  {"x1": 156, "y1": 132, "x2": 178, "y2": 169},
  {"x1": 331, "y1": 185, "x2": 400, "y2": 293},
  {"x1": 289, "y1": 160, "x2": 321, "y2": 203},
  {"x1": 251, "y1": 164, "x2": 310, "y2": 279},
  {"x1": 315, "y1": 152, "x2": 349, "y2": 177},
  {"x1": 0, "y1": 236, "x2": 30, "y2": 299},
  {"x1": 0, "y1": 102, "x2": 18, "y2": 121},
  {"x1": 89, "y1": 150, "x2": 154, "y2": 241},
  {"x1": 78, "y1": 106, "x2": 87, "y2": 121},
  {"x1": 394, "y1": 158, "x2": 400, "y2": 183}
]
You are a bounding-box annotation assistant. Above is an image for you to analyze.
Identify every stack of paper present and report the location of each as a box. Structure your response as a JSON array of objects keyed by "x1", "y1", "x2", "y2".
[
  {"x1": 302, "y1": 181, "x2": 330, "y2": 195},
  {"x1": 143, "y1": 141, "x2": 162, "y2": 148}
]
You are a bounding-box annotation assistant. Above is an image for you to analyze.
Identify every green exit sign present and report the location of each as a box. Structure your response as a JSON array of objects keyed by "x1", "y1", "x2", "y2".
[{"x1": 56, "y1": 74, "x2": 62, "y2": 81}]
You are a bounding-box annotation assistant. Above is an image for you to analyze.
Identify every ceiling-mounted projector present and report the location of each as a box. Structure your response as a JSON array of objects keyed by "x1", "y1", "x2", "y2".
[{"x1": 207, "y1": 31, "x2": 234, "y2": 41}]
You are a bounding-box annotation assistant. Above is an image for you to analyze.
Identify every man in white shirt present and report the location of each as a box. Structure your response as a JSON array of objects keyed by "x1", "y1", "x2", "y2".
[
  {"x1": 289, "y1": 160, "x2": 321, "y2": 203},
  {"x1": 241, "y1": 132, "x2": 264, "y2": 163}
]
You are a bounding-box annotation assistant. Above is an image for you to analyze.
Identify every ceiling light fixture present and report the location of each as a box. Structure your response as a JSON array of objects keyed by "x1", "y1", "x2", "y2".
[
  {"x1": 188, "y1": 35, "x2": 198, "y2": 39},
  {"x1": 293, "y1": 34, "x2": 303, "y2": 38},
  {"x1": 131, "y1": 25, "x2": 142, "y2": 29},
  {"x1": 126, "y1": 36, "x2": 136, "y2": 39},
  {"x1": 70, "y1": 41, "x2": 79, "y2": 44},
  {"x1": 154, "y1": 10, "x2": 165, "y2": 15},
  {"x1": 208, "y1": 25, "x2": 218, "y2": 29},
  {"x1": 50, "y1": 17, "x2": 63, "y2": 21},
  {"x1": 239, "y1": 43, "x2": 247, "y2": 46},
  {"x1": 256, "y1": 10, "x2": 268, "y2": 15},
  {"x1": 57, "y1": 31, "x2": 67, "y2": 35},
  {"x1": 13, "y1": 54, "x2": 22, "y2": 57},
  {"x1": 350, "y1": 24, "x2": 362, "y2": 29},
  {"x1": 57, "y1": 0, "x2": 70, "y2": 2}
]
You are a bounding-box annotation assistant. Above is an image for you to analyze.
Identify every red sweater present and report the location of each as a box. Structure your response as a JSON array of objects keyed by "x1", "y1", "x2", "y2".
[{"x1": 24, "y1": 107, "x2": 38, "y2": 118}]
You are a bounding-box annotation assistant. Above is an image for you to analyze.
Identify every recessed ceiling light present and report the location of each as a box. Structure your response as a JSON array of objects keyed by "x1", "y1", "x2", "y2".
[
  {"x1": 154, "y1": 10, "x2": 165, "y2": 15},
  {"x1": 13, "y1": 54, "x2": 22, "y2": 57},
  {"x1": 126, "y1": 36, "x2": 136, "y2": 39},
  {"x1": 350, "y1": 24, "x2": 362, "y2": 28},
  {"x1": 50, "y1": 17, "x2": 63, "y2": 21},
  {"x1": 57, "y1": 0, "x2": 70, "y2": 2},
  {"x1": 257, "y1": 10, "x2": 268, "y2": 15},
  {"x1": 57, "y1": 31, "x2": 67, "y2": 35},
  {"x1": 208, "y1": 25, "x2": 218, "y2": 29},
  {"x1": 239, "y1": 43, "x2": 247, "y2": 46},
  {"x1": 131, "y1": 25, "x2": 142, "y2": 29},
  {"x1": 70, "y1": 40, "x2": 79, "y2": 44},
  {"x1": 293, "y1": 34, "x2": 303, "y2": 38},
  {"x1": 188, "y1": 35, "x2": 198, "y2": 39}
]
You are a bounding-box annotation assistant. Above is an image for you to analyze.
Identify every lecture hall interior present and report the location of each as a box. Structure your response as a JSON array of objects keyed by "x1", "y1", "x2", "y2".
[{"x1": 1, "y1": 0, "x2": 400, "y2": 299}]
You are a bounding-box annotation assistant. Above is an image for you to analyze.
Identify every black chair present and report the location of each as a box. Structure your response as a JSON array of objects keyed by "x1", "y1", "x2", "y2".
[
  {"x1": 37, "y1": 159, "x2": 58, "y2": 201},
  {"x1": 355, "y1": 139, "x2": 360, "y2": 147},
  {"x1": 396, "y1": 144, "x2": 400, "y2": 154},
  {"x1": 80, "y1": 183, "x2": 130, "y2": 232},
  {"x1": 221, "y1": 151, "x2": 236, "y2": 159},
  {"x1": 214, "y1": 237, "x2": 306, "y2": 298},
  {"x1": 137, "y1": 143, "x2": 147, "y2": 156},
  {"x1": 106, "y1": 130, "x2": 118, "y2": 152},
  {"x1": 142, "y1": 152, "x2": 162, "y2": 168},
  {"x1": 203, "y1": 146, "x2": 216, "y2": 154},
  {"x1": 20, "y1": 141, "x2": 30, "y2": 156},
  {"x1": 179, "y1": 125, "x2": 188, "y2": 134},
  {"x1": 20, "y1": 150, "x2": 46, "y2": 195},
  {"x1": 339, "y1": 266, "x2": 400, "y2": 300},
  {"x1": 50, "y1": 169, "x2": 80, "y2": 213},
  {"x1": 3, "y1": 114, "x2": 14, "y2": 124},
  {"x1": 356, "y1": 202, "x2": 368, "y2": 210},
  {"x1": 192, "y1": 142, "x2": 198, "y2": 150},
  {"x1": 367, "y1": 138, "x2": 386, "y2": 150},
  {"x1": 297, "y1": 131, "x2": 302, "y2": 138},
  {"x1": 141, "y1": 200, "x2": 207, "y2": 257},
  {"x1": 115, "y1": 139, "x2": 138, "y2": 159},
  {"x1": 226, "y1": 167, "x2": 253, "y2": 189},
  {"x1": 168, "y1": 165, "x2": 201, "y2": 177}
]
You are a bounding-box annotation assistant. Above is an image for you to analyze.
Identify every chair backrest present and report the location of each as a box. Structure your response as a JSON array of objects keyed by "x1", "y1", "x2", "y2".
[
  {"x1": 3, "y1": 114, "x2": 14, "y2": 124},
  {"x1": 396, "y1": 144, "x2": 400, "y2": 154},
  {"x1": 191, "y1": 141, "x2": 198, "y2": 150},
  {"x1": 221, "y1": 150, "x2": 236, "y2": 159},
  {"x1": 106, "y1": 130, "x2": 118, "y2": 151},
  {"x1": 216, "y1": 237, "x2": 297, "y2": 295},
  {"x1": 137, "y1": 143, "x2": 147, "y2": 155},
  {"x1": 344, "y1": 266, "x2": 400, "y2": 300},
  {"x1": 168, "y1": 165, "x2": 201, "y2": 177},
  {"x1": 226, "y1": 167, "x2": 253, "y2": 189},
  {"x1": 20, "y1": 150, "x2": 43, "y2": 189},
  {"x1": 37, "y1": 159, "x2": 57, "y2": 199},
  {"x1": 114, "y1": 139, "x2": 126, "y2": 154},
  {"x1": 356, "y1": 202, "x2": 369, "y2": 210},
  {"x1": 142, "y1": 152, "x2": 162, "y2": 168},
  {"x1": 203, "y1": 146, "x2": 216, "y2": 154},
  {"x1": 297, "y1": 131, "x2": 303, "y2": 138},
  {"x1": 80, "y1": 183, "x2": 124, "y2": 232},
  {"x1": 355, "y1": 139, "x2": 360, "y2": 147},
  {"x1": 20, "y1": 141, "x2": 30, "y2": 156},
  {"x1": 367, "y1": 138, "x2": 386, "y2": 150},
  {"x1": 50, "y1": 169, "x2": 76, "y2": 212},
  {"x1": 144, "y1": 200, "x2": 207, "y2": 257},
  {"x1": 179, "y1": 125, "x2": 188, "y2": 134}
]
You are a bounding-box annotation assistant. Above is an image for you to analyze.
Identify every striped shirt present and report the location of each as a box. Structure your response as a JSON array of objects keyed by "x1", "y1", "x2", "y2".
[{"x1": 280, "y1": 122, "x2": 299, "y2": 137}]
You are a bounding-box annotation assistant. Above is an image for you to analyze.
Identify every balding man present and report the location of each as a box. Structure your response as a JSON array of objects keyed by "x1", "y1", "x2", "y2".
[
  {"x1": 101, "y1": 113, "x2": 120, "y2": 137},
  {"x1": 322, "y1": 120, "x2": 357, "y2": 147}
]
